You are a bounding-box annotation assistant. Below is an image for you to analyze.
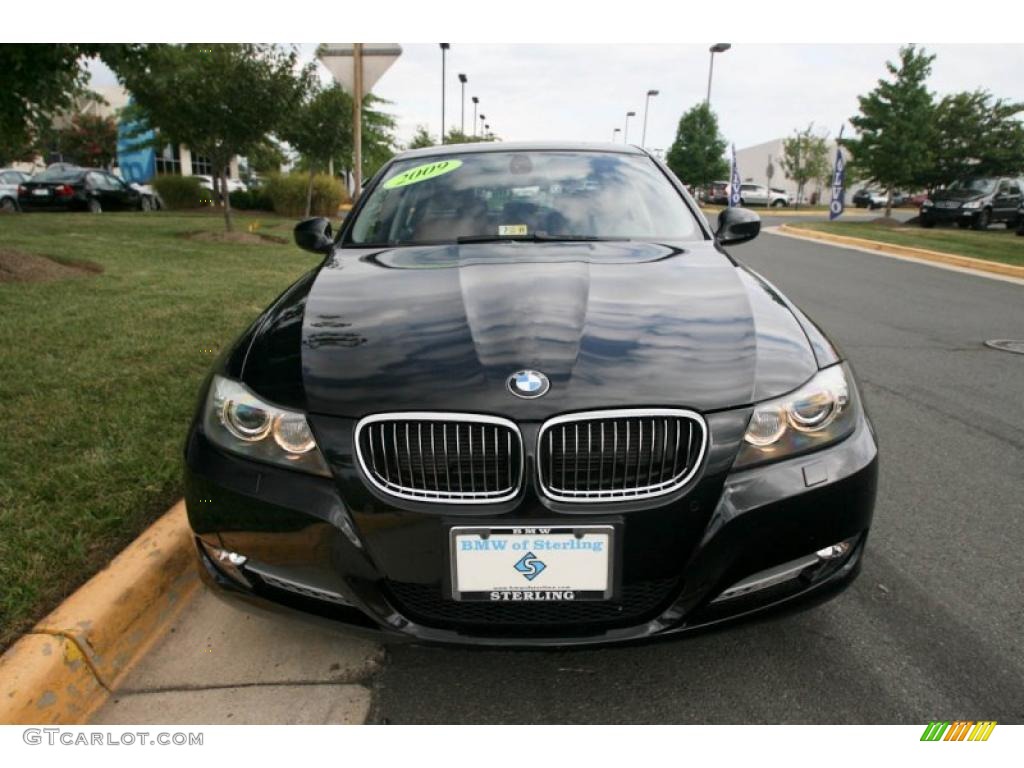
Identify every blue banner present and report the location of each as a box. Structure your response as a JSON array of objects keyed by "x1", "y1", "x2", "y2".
[
  {"x1": 829, "y1": 128, "x2": 846, "y2": 220},
  {"x1": 729, "y1": 144, "x2": 742, "y2": 207},
  {"x1": 116, "y1": 118, "x2": 156, "y2": 184}
]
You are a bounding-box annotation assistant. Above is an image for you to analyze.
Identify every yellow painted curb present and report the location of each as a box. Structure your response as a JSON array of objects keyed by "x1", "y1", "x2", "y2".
[
  {"x1": 777, "y1": 224, "x2": 1024, "y2": 280},
  {"x1": 0, "y1": 501, "x2": 199, "y2": 724}
]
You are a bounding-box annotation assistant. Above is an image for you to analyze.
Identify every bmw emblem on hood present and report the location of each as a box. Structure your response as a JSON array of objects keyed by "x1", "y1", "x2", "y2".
[{"x1": 508, "y1": 370, "x2": 550, "y2": 399}]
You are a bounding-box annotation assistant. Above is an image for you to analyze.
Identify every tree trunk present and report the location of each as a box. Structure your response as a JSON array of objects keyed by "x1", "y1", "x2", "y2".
[
  {"x1": 885, "y1": 187, "x2": 892, "y2": 219},
  {"x1": 221, "y1": 166, "x2": 233, "y2": 233},
  {"x1": 305, "y1": 168, "x2": 315, "y2": 218}
]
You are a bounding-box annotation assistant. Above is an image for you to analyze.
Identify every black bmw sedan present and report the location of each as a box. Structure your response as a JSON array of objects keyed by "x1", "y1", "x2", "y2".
[
  {"x1": 18, "y1": 165, "x2": 148, "y2": 212},
  {"x1": 185, "y1": 142, "x2": 878, "y2": 646}
]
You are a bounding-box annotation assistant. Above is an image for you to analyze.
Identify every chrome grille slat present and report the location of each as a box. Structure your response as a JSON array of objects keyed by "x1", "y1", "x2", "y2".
[
  {"x1": 537, "y1": 409, "x2": 707, "y2": 503},
  {"x1": 356, "y1": 413, "x2": 522, "y2": 504}
]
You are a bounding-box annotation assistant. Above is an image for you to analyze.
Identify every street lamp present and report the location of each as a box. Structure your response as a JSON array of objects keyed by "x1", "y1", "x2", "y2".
[
  {"x1": 641, "y1": 89, "x2": 659, "y2": 149},
  {"x1": 440, "y1": 43, "x2": 450, "y2": 143},
  {"x1": 478, "y1": 113, "x2": 486, "y2": 137},
  {"x1": 612, "y1": 127, "x2": 621, "y2": 142},
  {"x1": 706, "y1": 43, "x2": 731, "y2": 105},
  {"x1": 458, "y1": 74, "x2": 467, "y2": 135},
  {"x1": 623, "y1": 111, "x2": 636, "y2": 144},
  {"x1": 471, "y1": 96, "x2": 479, "y2": 137}
]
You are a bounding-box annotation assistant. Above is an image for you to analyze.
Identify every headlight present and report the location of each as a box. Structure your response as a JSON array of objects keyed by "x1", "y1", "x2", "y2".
[
  {"x1": 921, "y1": 199, "x2": 933, "y2": 208},
  {"x1": 203, "y1": 375, "x2": 331, "y2": 476},
  {"x1": 733, "y1": 364, "x2": 859, "y2": 469},
  {"x1": 962, "y1": 200, "x2": 982, "y2": 210}
]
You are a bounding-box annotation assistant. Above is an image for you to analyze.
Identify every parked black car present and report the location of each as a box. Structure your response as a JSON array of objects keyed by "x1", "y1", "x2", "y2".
[
  {"x1": 17, "y1": 166, "x2": 150, "y2": 213},
  {"x1": 851, "y1": 188, "x2": 885, "y2": 209},
  {"x1": 920, "y1": 177, "x2": 1023, "y2": 230},
  {"x1": 185, "y1": 142, "x2": 878, "y2": 647}
]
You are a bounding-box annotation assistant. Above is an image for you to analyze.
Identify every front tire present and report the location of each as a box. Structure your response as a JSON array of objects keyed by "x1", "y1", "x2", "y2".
[
  {"x1": 140, "y1": 196, "x2": 153, "y2": 212},
  {"x1": 771, "y1": 199, "x2": 786, "y2": 207},
  {"x1": 972, "y1": 209, "x2": 990, "y2": 231},
  {"x1": 1, "y1": 197, "x2": 16, "y2": 213},
  {"x1": 87, "y1": 198, "x2": 102, "y2": 214}
]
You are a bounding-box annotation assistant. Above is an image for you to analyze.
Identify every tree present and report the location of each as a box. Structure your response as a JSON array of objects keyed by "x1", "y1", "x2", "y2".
[
  {"x1": 282, "y1": 83, "x2": 352, "y2": 216},
  {"x1": 0, "y1": 45, "x2": 100, "y2": 165},
  {"x1": 408, "y1": 125, "x2": 436, "y2": 149},
  {"x1": 444, "y1": 127, "x2": 499, "y2": 145},
  {"x1": 358, "y1": 95, "x2": 399, "y2": 181},
  {"x1": 49, "y1": 113, "x2": 119, "y2": 168},
  {"x1": 781, "y1": 124, "x2": 830, "y2": 208},
  {"x1": 842, "y1": 45, "x2": 936, "y2": 217},
  {"x1": 665, "y1": 103, "x2": 729, "y2": 191},
  {"x1": 924, "y1": 90, "x2": 1024, "y2": 188},
  {"x1": 245, "y1": 138, "x2": 287, "y2": 175},
  {"x1": 112, "y1": 44, "x2": 313, "y2": 231}
]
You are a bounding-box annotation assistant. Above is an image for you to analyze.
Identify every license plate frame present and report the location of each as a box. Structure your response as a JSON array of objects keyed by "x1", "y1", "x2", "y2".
[{"x1": 448, "y1": 524, "x2": 617, "y2": 602}]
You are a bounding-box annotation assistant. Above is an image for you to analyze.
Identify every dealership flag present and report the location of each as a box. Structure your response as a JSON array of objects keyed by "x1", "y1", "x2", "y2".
[
  {"x1": 729, "y1": 144, "x2": 742, "y2": 207},
  {"x1": 828, "y1": 127, "x2": 846, "y2": 220}
]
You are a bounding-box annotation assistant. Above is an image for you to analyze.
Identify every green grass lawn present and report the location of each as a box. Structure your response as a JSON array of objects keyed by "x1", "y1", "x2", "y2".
[
  {"x1": 792, "y1": 221, "x2": 1024, "y2": 267},
  {"x1": 0, "y1": 211, "x2": 322, "y2": 649}
]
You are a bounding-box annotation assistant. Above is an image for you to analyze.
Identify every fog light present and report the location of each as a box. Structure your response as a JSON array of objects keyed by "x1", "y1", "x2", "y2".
[
  {"x1": 816, "y1": 540, "x2": 852, "y2": 560},
  {"x1": 197, "y1": 539, "x2": 251, "y2": 587}
]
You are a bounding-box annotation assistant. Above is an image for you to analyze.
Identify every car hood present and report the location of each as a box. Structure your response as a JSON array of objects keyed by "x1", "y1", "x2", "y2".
[
  {"x1": 241, "y1": 240, "x2": 819, "y2": 419},
  {"x1": 933, "y1": 188, "x2": 989, "y2": 202}
]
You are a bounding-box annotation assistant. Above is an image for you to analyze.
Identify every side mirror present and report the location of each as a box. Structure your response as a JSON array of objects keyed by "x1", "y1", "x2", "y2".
[
  {"x1": 715, "y1": 206, "x2": 761, "y2": 246},
  {"x1": 294, "y1": 217, "x2": 334, "y2": 254}
]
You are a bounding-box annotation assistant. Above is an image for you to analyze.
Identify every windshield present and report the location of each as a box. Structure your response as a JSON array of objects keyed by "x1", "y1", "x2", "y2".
[
  {"x1": 948, "y1": 178, "x2": 996, "y2": 193},
  {"x1": 33, "y1": 168, "x2": 85, "y2": 183},
  {"x1": 347, "y1": 151, "x2": 700, "y2": 246}
]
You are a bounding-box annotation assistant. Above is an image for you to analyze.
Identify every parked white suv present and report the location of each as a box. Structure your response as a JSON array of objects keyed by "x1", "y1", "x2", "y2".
[{"x1": 739, "y1": 183, "x2": 790, "y2": 207}]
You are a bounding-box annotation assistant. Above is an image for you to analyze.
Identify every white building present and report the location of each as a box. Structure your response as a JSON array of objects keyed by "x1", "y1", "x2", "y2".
[{"x1": 735, "y1": 137, "x2": 851, "y2": 204}]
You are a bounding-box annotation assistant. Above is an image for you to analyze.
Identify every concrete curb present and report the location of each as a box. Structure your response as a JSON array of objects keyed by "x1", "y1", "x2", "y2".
[
  {"x1": 0, "y1": 501, "x2": 198, "y2": 724},
  {"x1": 777, "y1": 224, "x2": 1024, "y2": 280}
]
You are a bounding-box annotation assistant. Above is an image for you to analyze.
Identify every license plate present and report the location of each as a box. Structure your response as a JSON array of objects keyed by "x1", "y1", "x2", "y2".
[
  {"x1": 32, "y1": 189, "x2": 50, "y2": 196},
  {"x1": 936, "y1": 200, "x2": 959, "y2": 209},
  {"x1": 450, "y1": 525, "x2": 614, "y2": 602}
]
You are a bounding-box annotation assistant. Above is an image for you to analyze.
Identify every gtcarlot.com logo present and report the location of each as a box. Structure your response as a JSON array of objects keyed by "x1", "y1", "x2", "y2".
[
  {"x1": 23, "y1": 728, "x2": 203, "y2": 746},
  {"x1": 920, "y1": 721, "x2": 997, "y2": 742}
]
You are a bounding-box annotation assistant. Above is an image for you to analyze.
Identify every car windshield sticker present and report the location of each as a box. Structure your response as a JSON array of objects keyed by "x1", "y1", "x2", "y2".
[
  {"x1": 498, "y1": 224, "x2": 528, "y2": 236},
  {"x1": 383, "y1": 159, "x2": 463, "y2": 190}
]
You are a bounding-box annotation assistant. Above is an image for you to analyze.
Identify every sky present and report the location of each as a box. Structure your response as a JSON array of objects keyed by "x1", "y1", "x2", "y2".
[{"x1": 88, "y1": 43, "x2": 1024, "y2": 153}]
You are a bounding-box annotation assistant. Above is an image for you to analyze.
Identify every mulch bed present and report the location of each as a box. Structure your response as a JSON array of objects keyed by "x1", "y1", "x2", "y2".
[{"x1": 0, "y1": 249, "x2": 103, "y2": 283}]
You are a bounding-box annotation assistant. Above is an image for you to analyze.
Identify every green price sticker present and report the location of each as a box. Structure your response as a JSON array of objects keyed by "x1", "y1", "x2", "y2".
[{"x1": 383, "y1": 159, "x2": 463, "y2": 189}]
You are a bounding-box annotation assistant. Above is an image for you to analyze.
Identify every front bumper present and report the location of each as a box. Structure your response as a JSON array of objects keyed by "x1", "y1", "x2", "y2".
[
  {"x1": 921, "y1": 206, "x2": 978, "y2": 223},
  {"x1": 185, "y1": 410, "x2": 878, "y2": 647}
]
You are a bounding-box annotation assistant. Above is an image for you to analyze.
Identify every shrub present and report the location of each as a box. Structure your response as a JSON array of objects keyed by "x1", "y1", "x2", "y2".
[
  {"x1": 264, "y1": 173, "x2": 350, "y2": 218},
  {"x1": 152, "y1": 174, "x2": 205, "y2": 209},
  {"x1": 229, "y1": 189, "x2": 274, "y2": 211}
]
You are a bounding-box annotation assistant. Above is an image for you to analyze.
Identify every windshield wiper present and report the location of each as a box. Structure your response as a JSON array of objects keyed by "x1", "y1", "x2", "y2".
[{"x1": 456, "y1": 234, "x2": 630, "y2": 244}]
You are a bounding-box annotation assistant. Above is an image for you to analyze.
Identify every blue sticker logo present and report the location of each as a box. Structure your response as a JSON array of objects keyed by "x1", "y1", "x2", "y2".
[{"x1": 514, "y1": 552, "x2": 547, "y2": 581}]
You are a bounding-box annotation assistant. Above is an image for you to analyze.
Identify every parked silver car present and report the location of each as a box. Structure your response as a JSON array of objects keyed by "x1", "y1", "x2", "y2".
[
  {"x1": 1, "y1": 168, "x2": 31, "y2": 212},
  {"x1": 739, "y1": 183, "x2": 790, "y2": 207}
]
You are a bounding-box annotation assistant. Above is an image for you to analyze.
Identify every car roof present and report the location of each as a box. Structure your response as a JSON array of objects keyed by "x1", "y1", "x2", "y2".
[{"x1": 393, "y1": 141, "x2": 648, "y2": 162}]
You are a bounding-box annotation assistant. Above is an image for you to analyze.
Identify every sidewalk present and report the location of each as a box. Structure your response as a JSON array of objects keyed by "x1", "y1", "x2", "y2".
[{"x1": 91, "y1": 588, "x2": 383, "y2": 725}]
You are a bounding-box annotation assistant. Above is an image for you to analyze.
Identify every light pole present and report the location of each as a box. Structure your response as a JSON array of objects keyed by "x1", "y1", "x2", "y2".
[
  {"x1": 440, "y1": 43, "x2": 450, "y2": 143},
  {"x1": 623, "y1": 111, "x2": 636, "y2": 144},
  {"x1": 458, "y1": 73, "x2": 467, "y2": 136},
  {"x1": 706, "y1": 43, "x2": 731, "y2": 105},
  {"x1": 612, "y1": 127, "x2": 621, "y2": 143},
  {"x1": 471, "y1": 96, "x2": 479, "y2": 137},
  {"x1": 641, "y1": 89, "x2": 659, "y2": 149},
  {"x1": 478, "y1": 113, "x2": 486, "y2": 137},
  {"x1": 484, "y1": 123, "x2": 490, "y2": 138}
]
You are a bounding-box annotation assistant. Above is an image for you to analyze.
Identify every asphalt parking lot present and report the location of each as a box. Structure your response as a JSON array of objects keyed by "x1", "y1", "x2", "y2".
[{"x1": 372, "y1": 229, "x2": 1024, "y2": 724}]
